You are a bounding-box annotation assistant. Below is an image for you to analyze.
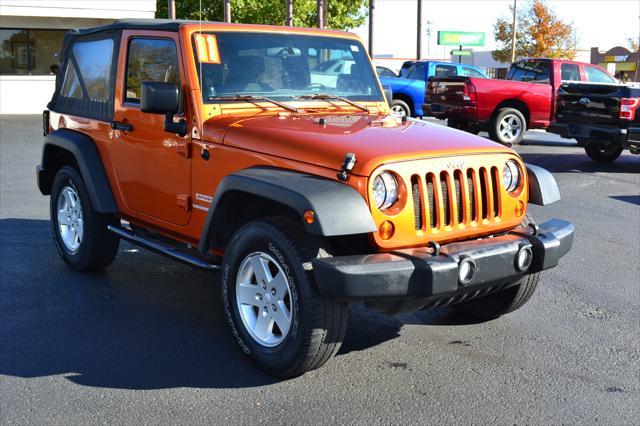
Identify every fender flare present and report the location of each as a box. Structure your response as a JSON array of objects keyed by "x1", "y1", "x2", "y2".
[
  {"x1": 37, "y1": 129, "x2": 117, "y2": 213},
  {"x1": 199, "y1": 167, "x2": 376, "y2": 252},
  {"x1": 526, "y1": 163, "x2": 560, "y2": 206}
]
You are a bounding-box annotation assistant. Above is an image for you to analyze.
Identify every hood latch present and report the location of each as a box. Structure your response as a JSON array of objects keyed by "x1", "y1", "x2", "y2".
[{"x1": 337, "y1": 152, "x2": 357, "y2": 181}]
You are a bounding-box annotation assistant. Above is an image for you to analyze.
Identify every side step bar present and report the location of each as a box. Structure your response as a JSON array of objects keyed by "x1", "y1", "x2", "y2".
[{"x1": 108, "y1": 225, "x2": 221, "y2": 272}]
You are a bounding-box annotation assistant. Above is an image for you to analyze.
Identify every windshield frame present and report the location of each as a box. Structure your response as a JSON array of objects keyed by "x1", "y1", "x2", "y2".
[{"x1": 191, "y1": 31, "x2": 385, "y2": 105}]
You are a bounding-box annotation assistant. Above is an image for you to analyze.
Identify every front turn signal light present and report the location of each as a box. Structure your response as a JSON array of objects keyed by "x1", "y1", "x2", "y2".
[{"x1": 379, "y1": 221, "x2": 395, "y2": 240}]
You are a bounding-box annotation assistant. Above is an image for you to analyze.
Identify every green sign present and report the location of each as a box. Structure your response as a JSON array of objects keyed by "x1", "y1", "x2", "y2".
[
  {"x1": 438, "y1": 31, "x2": 485, "y2": 46},
  {"x1": 451, "y1": 50, "x2": 471, "y2": 56}
]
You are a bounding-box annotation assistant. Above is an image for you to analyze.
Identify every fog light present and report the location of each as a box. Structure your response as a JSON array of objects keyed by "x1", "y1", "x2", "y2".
[
  {"x1": 458, "y1": 257, "x2": 476, "y2": 284},
  {"x1": 516, "y1": 246, "x2": 533, "y2": 272}
]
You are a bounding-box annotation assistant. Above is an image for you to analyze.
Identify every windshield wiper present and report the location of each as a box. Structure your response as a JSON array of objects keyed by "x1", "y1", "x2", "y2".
[
  {"x1": 295, "y1": 94, "x2": 369, "y2": 112},
  {"x1": 209, "y1": 94, "x2": 301, "y2": 113}
]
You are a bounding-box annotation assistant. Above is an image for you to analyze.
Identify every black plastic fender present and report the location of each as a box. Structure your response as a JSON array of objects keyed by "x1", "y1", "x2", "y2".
[
  {"x1": 526, "y1": 163, "x2": 561, "y2": 206},
  {"x1": 37, "y1": 129, "x2": 117, "y2": 213},
  {"x1": 199, "y1": 167, "x2": 376, "y2": 252}
]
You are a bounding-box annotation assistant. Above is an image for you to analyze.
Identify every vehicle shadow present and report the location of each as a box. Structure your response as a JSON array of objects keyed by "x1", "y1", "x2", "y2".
[
  {"x1": 518, "y1": 151, "x2": 640, "y2": 174},
  {"x1": 1, "y1": 218, "x2": 483, "y2": 389}
]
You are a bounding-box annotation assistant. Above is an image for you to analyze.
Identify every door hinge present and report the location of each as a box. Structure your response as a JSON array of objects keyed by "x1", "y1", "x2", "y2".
[
  {"x1": 176, "y1": 140, "x2": 191, "y2": 158},
  {"x1": 177, "y1": 194, "x2": 191, "y2": 210}
]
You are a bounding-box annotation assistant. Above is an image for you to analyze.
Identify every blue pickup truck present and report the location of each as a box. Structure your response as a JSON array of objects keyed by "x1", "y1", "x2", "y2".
[{"x1": 378, "y1": 61, "x2": 487, "y2": 118}]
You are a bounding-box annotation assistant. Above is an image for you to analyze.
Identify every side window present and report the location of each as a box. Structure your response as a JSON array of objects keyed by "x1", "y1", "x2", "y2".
[
  {"x1": 434, "y1": 64, "x2": 457, "y2": 77},
  {"x1": 585, "y1": 66, "x2": 615, "y2": 84},
  {"x1": 72, "y1": 39, "x2": 114, "y2": 101},
  {"x1": 461, "y1": 67, "x2": 485, "y2": 78},
  {"x1": 507, "y1": 61, "x2": 549, "y2": 83},
  {"x1": 125, "y1": 38, "x2": 180, "y2": 104},
  {"x1": 407, "y1": 63, "x2": 425, "y2": 79},
  {"x1": 60, "y1": 62, "x2": 82, "y2": 99},
  {"x1": 561, "y1": 63, "x2": 580, "y2": 81}
]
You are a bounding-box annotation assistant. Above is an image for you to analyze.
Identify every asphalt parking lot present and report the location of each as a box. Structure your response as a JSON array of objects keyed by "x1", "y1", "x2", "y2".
[{"x1": 1, "y1": 115, "x2": 638, "y2": 425}]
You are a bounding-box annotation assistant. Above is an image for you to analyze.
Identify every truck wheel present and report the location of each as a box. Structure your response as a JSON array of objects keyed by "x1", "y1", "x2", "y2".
[
  {"x1": 50, "y1": 166, "x2": 119, "y2": 272},
  {"x1": 489, "y1": 108, "x2": 526, "y2": 145},
  {"x1": 452, "y1": 214, "x2": 539, "y2": 319},
  {"x1": 390, "y1": 99, "x2": 411, "y2": 118},
  {"x1": 221, "y1": 218, "x2": 348, "y2": 377},
  {"x1": 584, "y1": 142, "x2": 623, "y2": 162}
]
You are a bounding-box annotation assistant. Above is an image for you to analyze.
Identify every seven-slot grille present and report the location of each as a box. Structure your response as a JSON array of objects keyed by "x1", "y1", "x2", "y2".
[{"x1": 411, "y1": 166, "x2": 501, "y2": 231}]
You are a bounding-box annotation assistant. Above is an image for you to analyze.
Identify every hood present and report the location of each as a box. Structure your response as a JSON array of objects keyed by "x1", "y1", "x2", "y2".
[{"x1": 202, "y1": 112, "x2": 513, "y2": 176}]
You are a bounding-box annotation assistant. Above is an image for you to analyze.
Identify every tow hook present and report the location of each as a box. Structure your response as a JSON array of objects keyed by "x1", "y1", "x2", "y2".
[{"x1": 337, "y1": 152, "x2": 357, "y2": 181}]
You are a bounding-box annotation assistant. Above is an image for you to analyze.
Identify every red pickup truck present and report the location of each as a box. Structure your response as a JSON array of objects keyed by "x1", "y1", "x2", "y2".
[{"x1": 424, "y1": 59, "x2": 616, "y2": 145}]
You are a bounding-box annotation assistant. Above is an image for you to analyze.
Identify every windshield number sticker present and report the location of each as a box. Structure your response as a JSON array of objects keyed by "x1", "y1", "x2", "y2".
[{"x1": 195, "y1": 34, "x2": 221, "y2": 64}]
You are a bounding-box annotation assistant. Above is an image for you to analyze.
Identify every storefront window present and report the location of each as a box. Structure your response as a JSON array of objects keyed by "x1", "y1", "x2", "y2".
[{"x1": 0, "y1": 28, "x2": 65, "y2": 75}]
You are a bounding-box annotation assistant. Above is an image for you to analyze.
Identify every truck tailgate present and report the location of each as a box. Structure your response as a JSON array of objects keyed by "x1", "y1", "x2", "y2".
[
  {"x1": 426, "y1": 77, "x2": 470, "y2": 111},
  {"x1": 556, "y1": 83, "x2": 637, "y2": 125}
]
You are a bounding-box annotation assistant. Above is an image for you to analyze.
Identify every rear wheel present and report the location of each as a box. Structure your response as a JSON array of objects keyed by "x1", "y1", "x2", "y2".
[
  {"x1": 584, "y1": 141, "x2": 623, "y2": 162},
  {"x1": 390, "y1": 99, "x2": 411, "y2": 118},
  {"x1": 221, "y1": 217, "x2": 348, "y2": 377},
  {"x1": 50, "y1": 166, "x2": 119, "y2": 271},
  {"x1": 452, "y1": 214, "x2": 539, "y2": 319},
  {"x1": 489, "y1": 108, "x2": 526, "y2": 145}
]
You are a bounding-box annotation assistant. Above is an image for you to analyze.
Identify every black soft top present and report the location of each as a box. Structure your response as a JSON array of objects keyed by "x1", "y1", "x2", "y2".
[{"x1": 68, "y1": 18, "x2": 212, "y2": 36}]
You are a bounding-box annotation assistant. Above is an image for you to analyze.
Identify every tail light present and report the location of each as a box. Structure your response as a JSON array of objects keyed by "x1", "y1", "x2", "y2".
[
  {"x1": 620, "y1": 98, "x2": 640, "y2": 120},
  {"x1": 463, "y1": 82, "x2": 476, "y2": 103}
]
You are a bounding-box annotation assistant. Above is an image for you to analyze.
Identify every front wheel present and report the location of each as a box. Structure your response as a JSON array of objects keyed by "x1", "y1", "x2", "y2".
[
  {"x1": 488, "y1": 108, "x2": 527, "y2": 145},
  {"x1": 390, "y1": 99, "x2": 411, "y2": 118},
  {"x1": 584, "y1": 142, "x2": 623, "y2": 162},
  {"x1": 221, "y1": 218, "x2": 348, "y2": 377}
]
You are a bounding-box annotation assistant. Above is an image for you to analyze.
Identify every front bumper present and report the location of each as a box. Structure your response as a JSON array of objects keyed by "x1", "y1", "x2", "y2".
[
  {"x1": 548, "y1": 122, "x2": 640, "y2": 145},
  {"x1": 312, "y1": 219, "x2": 573, "y2": 301}
]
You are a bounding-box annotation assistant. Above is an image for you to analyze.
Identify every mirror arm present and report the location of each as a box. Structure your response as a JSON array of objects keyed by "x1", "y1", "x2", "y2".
[{"x1": 163, "y1": 112, "x2": 187, "y2": 137}]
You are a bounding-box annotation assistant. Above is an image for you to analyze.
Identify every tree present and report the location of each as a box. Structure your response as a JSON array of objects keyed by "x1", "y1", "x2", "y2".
[
  {"x1": 492, "y1": 0, "x2": 576, "y2": 63},
  {"x1": 156, "y1": 0, "x2": 368, "y2": 30}
]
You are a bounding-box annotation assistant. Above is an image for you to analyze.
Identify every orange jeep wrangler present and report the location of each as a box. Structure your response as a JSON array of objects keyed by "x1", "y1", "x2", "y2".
[{"x1": 37, "y1": 19, "x2": 573, "y2": 377}]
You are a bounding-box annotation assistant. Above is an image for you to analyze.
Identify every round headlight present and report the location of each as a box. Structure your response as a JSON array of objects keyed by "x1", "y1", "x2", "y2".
[
  {"x1": 503, "y1": 160, "x2": 521, "y2": 192},
  {"x1": 372, "y1": 172, "x2": 398, "y2": 210}
]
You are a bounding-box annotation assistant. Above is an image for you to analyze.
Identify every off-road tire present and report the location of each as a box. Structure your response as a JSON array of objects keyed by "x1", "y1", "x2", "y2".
[
  {"x1": 584, "y1": 141, "x2": 623, "y2": 162},
  {"x1": 50, "y1": 166, "x2": 120, "y2": 271},
  {"x1": 221, "y1": 217, "x2": 348, "y2": 377},
  {"x1": 488, "y1": 107, "x2": 527, "y2": 146},
  {"x1": 452, "y1": 214, "x2": 540, "y2": 319},
  {"x1": 390, "y1": 99, "x2": 411, "y2": 118}
]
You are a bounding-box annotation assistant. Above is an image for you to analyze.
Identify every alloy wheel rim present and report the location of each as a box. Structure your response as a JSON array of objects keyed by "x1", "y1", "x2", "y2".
[
  {"x1": 235, "y1": 251, "x2": 293, "y2": 347},
  {"x1": 57, "y1": 185, "x2": 84, "y2": 252},
  {"x1": 498, "y1": 114, "x2": 523, "y2": 142},
  {"x1": 391, "y1": 105, "x2": 407, "y2": 117}
]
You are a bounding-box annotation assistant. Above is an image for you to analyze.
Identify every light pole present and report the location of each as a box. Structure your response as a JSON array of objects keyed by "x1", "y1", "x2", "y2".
[
  {"x1": 168, "y1": 0, "x2": 176, "y2": 19},
  {"x1": 368, "y1": 0, "x2": 375, "y2": 57},
  {"x1": 286, "y1": 0, "x2": 293, "y2": 26},
  {"x1": 317, "y1": 0, "x2": 324, "y2": 28},
  {"x1": 224, "y1": 0, "x2": 231, "y2": 23},
  {"x1": 416, "y1": 0, "x2": 423, "y2": 60},
  {"x1": 510, "y1": 0, "x2": 517, "y2": 63}
]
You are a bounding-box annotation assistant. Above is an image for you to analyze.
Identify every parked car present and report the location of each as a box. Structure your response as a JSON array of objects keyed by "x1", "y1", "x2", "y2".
[
  {"x1": 425, "y1": 58, "x2": 616, "y2": 145},
  {"x1": 380, "y1": 61, "x2": 488, "y2": 118},
  {"x1": 548, "y1": 82, "x2": 640, "y2": 161},
  {"x1": 310, "y1": 58, "x2": 355, "y2": 87},
  {"x1": 375, "y1": 65, "x2": 397, "y2": 78},
  {"x1": 37, "y1": 19, "x2": 573, "y2": 377}
]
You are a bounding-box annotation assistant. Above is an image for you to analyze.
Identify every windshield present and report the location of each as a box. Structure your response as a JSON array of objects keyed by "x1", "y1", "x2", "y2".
[{"x1": 193, "y1": 32, "x2": 383, "y2": 103}]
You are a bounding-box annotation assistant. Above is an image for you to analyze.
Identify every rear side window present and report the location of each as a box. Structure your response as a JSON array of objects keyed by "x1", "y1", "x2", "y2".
[
  {"x1": 434, "y1": 64, "x2": 457, "y2": 77},
  {"x1": 585, "y1": 66, "x2": 615, "y2": 84},
  {"x1": 50, "y1": 36, "x2": 117, "y2": 121},
  {"x1": 561, "y1": 63, "x2": 580, "y2": 82},
  {"x1": 507, "y1": 61, "x2": 550, "y2": 83},
  {"x1": 125, "y1": 38, "x2": 181, "y2": 104},
  {"x1": 461, "y1": 67, "x2": 485, "y2": 78},
  {"x1": 407, "y1": 63, "x2": 425, "y2": 80}
]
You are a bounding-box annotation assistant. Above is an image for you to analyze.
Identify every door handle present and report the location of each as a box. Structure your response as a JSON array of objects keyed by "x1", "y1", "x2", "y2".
[{"x1": 111, "y1": 120, "x2": 133, "y2": 132}]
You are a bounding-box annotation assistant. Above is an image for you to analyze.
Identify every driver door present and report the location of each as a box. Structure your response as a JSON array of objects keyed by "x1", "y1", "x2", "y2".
[{"x1": 113, "y1": 31, "x2": 191, "y2": 226}]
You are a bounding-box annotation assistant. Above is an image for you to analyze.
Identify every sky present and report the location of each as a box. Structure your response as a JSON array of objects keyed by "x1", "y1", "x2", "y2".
[{"x1": 352, "y1": 0, "x2": 640, "y2": 59}]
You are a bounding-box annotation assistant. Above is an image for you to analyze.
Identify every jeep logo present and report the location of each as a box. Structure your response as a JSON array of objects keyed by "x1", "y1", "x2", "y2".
[
  {"x1": 579, "y1": 97, "x2": 591, "y2": 106},
  {"x1": 446, "y1": 160, "x2": 466, "y2": 169}
]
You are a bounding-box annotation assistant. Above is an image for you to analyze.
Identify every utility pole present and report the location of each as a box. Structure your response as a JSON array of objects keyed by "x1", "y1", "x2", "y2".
[
  {"x1": 510, "y1": 0, "x2": 517, "y2": 63},
  {"x1": 286, "y1": 0, "x2": 293, "y2": 26},
  {"x1": 316, "y1": 0, "x2": 324, "y2": 28},
  {"x1": 368, "y1": 0, "x2": 375, "y2": 57},
  {"x1": 323, "y1": 0, "x2": 328, "y2": 29},
  {"x1": 224, "y1": 0, "x2": 231, "y2": 23},
  {"x1": 416, "y1": 0, "x2": 423, "y2": 60},
  {"x1": 167, "y1": 0, "x2": 176, "y2": 19}
]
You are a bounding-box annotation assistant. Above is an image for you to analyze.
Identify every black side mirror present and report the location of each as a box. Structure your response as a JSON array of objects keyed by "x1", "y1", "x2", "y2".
[
  {"x1": 381, "y1": 84, "x2": 393, "y2": 106},
  {"x1": 140, "y1": 81, "x2": 187, "y2": 137}
]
